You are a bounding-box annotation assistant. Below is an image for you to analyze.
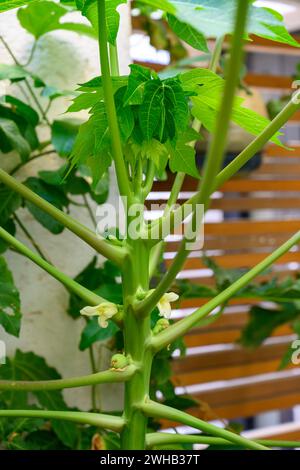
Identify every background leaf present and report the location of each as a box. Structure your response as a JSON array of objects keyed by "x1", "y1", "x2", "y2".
[
  {"x1": 0, "y1": 350, "x2": 78, "y2": 447},
  {"x1": 0, "y1": 256, "x2": 21, "y2": 337}
]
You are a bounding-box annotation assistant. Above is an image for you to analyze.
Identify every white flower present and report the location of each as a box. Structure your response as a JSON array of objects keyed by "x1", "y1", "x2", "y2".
[
  {"x1": 157, "y1": 292, "x2": 179, "y2": 319},
  {"x1": 80, "y1": 302, "x2": 118, "y2": 328}
]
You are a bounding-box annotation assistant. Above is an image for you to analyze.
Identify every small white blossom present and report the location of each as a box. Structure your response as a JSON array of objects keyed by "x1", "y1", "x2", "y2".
[
  {"x1": 157, "y1": 292, "x2": 179, "y2": 319},
  {"x1": 80, "y1": 302, "x2": 118, "y2": 328}
]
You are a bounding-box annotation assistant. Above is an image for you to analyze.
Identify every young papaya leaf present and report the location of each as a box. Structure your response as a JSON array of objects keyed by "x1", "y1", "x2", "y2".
[
  {"x1": 180, "y1": 68, "x2": 283, "y2": 147},
  {"x1": 168, "y1": 0, "x2": 299, "y2": 49},
  {"x1": 0, "y1": 0, "x2": 39, "y2": 13},
  {"x1": 51, "y1": 119, "x2": 80, "y2": 157},
  {"x1": 167, "y1": 14, "x2": 208, "y2": 52},
  {"x1": 81, "y1": 0, "x2": 126, "y2": 45},
  {"x1": 17, "y1": 1, "x2": 96, "y2": 39},
  {"x1": 79, "y1": 317, "x2": 119, "y2": 350},
  {"x1": 17, "y1": 1, "x2": 68, "y2": 38},
  {"x1": 168, "y1": 135, "x2": 199, "y2": 178},
  {"x1": 0, "y1": 350, "x2": 79, "y2": 447},
  {"x1": 138, "y1": 0, "x2": 175, "y2": 14},
  {"x1": 123, "y1": 64, "x2": 152, "y2": 107},
  {"x1": 68, "y1": 101, "x2": 112, "y2": 186},
  {"x1": 66, "y1": 90, "x2": 103, "y2": 113},
  {"x1": 0, "y1": 256, "x2": 21, "y2": 337},
  {"x1": 77, "y1": 75, "x2": 128, "y2": 92},
  {"x1": 139, "y1": 77, "x2": 189, "y2": 142},
  {"x1": 0, "y1": 117, "x2": 31, "y2": 161},
  {"x1": 24, "y1": 177, "x2": 69, "y2": 234}
]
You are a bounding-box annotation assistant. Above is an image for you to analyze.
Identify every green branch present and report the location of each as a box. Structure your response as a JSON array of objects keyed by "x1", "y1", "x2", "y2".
[
  {"x1": 136, "y1": 0, "x2": 249, "y2": 316},
  {"x1": 0, "y1": 168, "x2": 125, "y2": 265},
  {"x1": 141, "y1": 400, "x2": 268, "y2": 450},
  {"x1": 0, "y1": 365, "x2": 137, "y2": 392},
  {"x1": 146, "y1": 432, "x2": 300, "y2": 449},
  {"x1": 0, "y1": 409, "x2": 124, "y2": 432},
  {"x1": 97, "y1": 0, "x2": 132, "y2": 200},
  {"x1": 0, "y1": 226, "x2": 105, "y2": 307},
  {"x1": 151, "y1": 230, "x2": 300, "y2": 352}
]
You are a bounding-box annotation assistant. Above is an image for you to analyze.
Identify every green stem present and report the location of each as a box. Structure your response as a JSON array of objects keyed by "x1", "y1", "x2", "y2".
[
  {"x1": 109, "y1": 44, "x2": 120, "y2": 76},
  {"x1": 151, "y1": 230, "x2": 300, "y2": 352},
  {"x1": 88, "y1": 344, "x2": 99, "y2": 411},
  {"x1": 146, "y1": 432, "x2": 300, "y2": 449},
  {"x1": 0, "y1": 168, "x2": 125, "y2": 264},
  {"x1": 13, "y1": 213, "x2": 50, "y2": 262},
  {"x1": 23, "y1": 40, "x2": 37, "y2": 67},
  {"x1": 120, "y1": 240, "x2": 153, "y2": 450},
  {"x1": 137, "y1": 0, "x2": 249, "y2": 316},
  {"x1": 209, "y1": 36, "x2": 225, "y2": 73},
  {"x1": 0, "y1": 226, "x2": 106, "y2": 307},
  {"x1": 141, "y1": 401, "x2": 268, "y2": 450},
  {"x1": 0, "y1": 409, "x2": 124, "y2": 432},
  {"x1": 142, "y1": 160, "x2": 156, "y2": 200},
  {"x1": 97, "y1": 0, "x2": 132, "y2": 199},
  {"x1": 0, "y1": 365, "x2": 136, "y2": 391}
]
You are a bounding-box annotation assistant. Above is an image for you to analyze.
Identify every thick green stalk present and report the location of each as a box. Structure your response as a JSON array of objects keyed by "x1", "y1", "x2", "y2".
[
  {"x1": 0, "y1": 410, "x2": 124, "y2": 432},
  {"x1": 109, "y1": 44, "x2": 120, "y2": 76},
  {"x1": 120, "y1": 240, "x2": 153, "y2": 450},
  {"x1": 141, "y1": 401, "x2": 268, "y2": 450},
  {"x1": 97, "y1": 0, "x2": 132, "y2": 199},
  {"x1": 136, "y1": 0, "x2": 249, "y2": 316},
  {"x1": 0, "y1": 365, "x2": 136, "y2": 392},
  {"x1": 0, "y1": 226, "x2": 105, "y2": 307},
  {"x1": 0, "y1": 168, "x2": 125, "y2": 265},
  {"x1": 151, "y1": 230, "x2": 300, "y2": 352},
  {"x1": 146, "y1": 433, "x2": 300, "y2": 449}
]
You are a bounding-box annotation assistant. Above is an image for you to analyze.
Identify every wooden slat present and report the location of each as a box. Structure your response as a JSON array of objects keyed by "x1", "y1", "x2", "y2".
[
  {"x1": 190, "y1": 374, "x2": 300, "y2": 420},
  {"x1": 153, "y1": 176, "x2": 300, "y2": 192},
  {"x1": 266, "y1": 145, "x2": 300, "y2": 157},
  {"x1": 174, "y1": 358, "x2": 294, "y2": 385},
  {"x1": 167, "y1": 251, "x2": 300, "y2": 270},
  {"x1": 244, "y1": 74, "x2": 293, "y2": 90},
  {"x1": 147, "y1": 196, "x2": 300, "y2": 211},
  {"x1": 203, "y1": 220, "x2": 300, "y2": 236},
  {"x1": 173, "y1": 342, "x2": 292, "y2": 374}
]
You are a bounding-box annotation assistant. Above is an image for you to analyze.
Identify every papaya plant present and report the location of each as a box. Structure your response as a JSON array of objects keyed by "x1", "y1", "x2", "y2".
[{"x1": 0, "y1": 0, "x2": 300, "y2": 451}]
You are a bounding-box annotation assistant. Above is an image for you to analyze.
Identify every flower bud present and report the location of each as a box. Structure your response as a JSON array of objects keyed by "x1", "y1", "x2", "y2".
[
  {"x1": 110, "y1": 353, "x2": 129, "y2": 370},
  {"x1": 153, "y1": 318, "x2": 170, "y2": 335}
]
